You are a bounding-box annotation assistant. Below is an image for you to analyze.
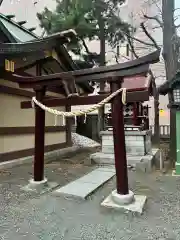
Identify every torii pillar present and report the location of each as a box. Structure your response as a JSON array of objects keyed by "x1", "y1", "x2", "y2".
[
  {"x1": 101, "y1": 78, "x2": 147, "y2": 214},
  {"x1": 22, "y1": 64, "x2": 52, "y2": 192},
  {"x1": 111, "y1": 80, "x2": 129, "y2": 195}
]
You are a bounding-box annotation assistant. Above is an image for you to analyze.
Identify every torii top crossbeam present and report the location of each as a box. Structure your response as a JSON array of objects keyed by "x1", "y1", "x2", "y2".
[{"x1": 9, "y1": 50, "x2": 160, "y2": 89}]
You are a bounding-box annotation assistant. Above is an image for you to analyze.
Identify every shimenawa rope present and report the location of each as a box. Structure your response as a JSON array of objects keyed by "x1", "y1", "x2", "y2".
[{"x1": 32, "y1": 87, "x2": 126, "y2": 116}]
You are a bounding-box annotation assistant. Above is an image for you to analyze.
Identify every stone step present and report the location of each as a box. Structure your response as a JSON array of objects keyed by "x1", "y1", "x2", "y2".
[
  {"x1": 90, "y1": 152, "x2": 142, "y2": 166},
  {"x1": 90, "y1": 149, "x2": 160, "y2": 173}
]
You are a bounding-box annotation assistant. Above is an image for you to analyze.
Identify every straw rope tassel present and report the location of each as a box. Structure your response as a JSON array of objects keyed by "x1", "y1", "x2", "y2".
[
  {"x1": 54, "y1": 115, "x2": 58, "y2": 126},
  {"x1": 62, "y1": 115, "x2": 66, "y2": 126},
  {"x1": 84, "y1": 114, "x2": 87, "y2": 124}
]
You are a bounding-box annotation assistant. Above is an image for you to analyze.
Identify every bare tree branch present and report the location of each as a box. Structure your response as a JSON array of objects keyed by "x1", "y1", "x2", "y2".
[
  {"x1": 140, "y1": 22, "x2": 160, "y2": 50},
  {"x1": 106, "y1": 50, "x2": 131, "y2": 63},
  {"x1": 174, "y1": 8, "x2": 180, "y2": 12},
  {"x1": 126, "y1": 35, "x2": 139, "y2": 59},
  {"x1": 143, "y1": 0, "x2": 162, "y2": 15},
  {"x1": 175, "y1": 24, "x2": 180, "y2": 28},
  {"x1": 80, "y1": 38, "x2": 91, "y2": 54},
  {"x1": 121, "y1": 30, "x2": 156, "y2": 47},
  {"x1": 150, "y1": 0, "x2": 162, "y2": 15},
  {"x1": 143, "y1": 14, "x2": 163, "y2": 27},
  {"x1": 152, "y1": 26, "x2": 162, "y2": 30},
  {"x1": 41, "y1": 29, "x2": 46, "y2": 37},
  {"x1": 173, "y1": 14, "x2": 180, "y2": 22}
]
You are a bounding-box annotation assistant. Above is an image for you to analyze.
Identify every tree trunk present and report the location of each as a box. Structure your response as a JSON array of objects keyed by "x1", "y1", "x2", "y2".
[
  {"x1": 162, "y1": 0, "x2": 177, "y2": 81},
  {"x1": 162, "y1": 0, "x2": 177, "y2": 164},
  {"x1": 153, "y1": 78, "x2": 160, "y2": 147},
  {"x1": 96, "y1": 6, "x2": 106, "y2": 136},
  {"x1": 64, "y1": 0, "x2": 70, "y2": 14}
]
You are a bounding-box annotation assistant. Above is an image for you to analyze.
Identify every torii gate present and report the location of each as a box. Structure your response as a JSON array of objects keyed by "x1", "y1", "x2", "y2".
[{"x1": 10, "y1": 50, "x2": 160, "y2": 198}]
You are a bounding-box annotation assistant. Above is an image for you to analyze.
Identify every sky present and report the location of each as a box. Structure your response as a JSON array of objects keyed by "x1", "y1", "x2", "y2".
[
  {"x1": 175, "y1": 0, "x2": 180, "y2": 9},
  {"x1": 175, "y1": 0, "x2": 180, "y2": 27}
]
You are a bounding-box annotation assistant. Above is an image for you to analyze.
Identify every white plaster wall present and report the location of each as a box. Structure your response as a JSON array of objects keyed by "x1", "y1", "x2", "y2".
[
  {"x1": 0, "y1": 93, "x2": 66, "y2": 127},
  {"x1": 0, "y1": 78, "x2": 66, "y2": 154},
  {"x1": 0, "y1": 132, "x2": 65, "y2": 153}
]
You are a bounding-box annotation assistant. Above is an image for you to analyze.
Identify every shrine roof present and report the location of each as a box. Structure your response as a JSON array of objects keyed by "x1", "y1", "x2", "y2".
[
  {"x1": 0, "y1": 13, "x2": 76, "y2": 54},
  {"x1": 123, "y1": 74, "x2": 151, "y2": 92},
  {"x1": 0, "y1": 13, "x2": 38, "y2": 43},
  {"x1": 103, "y1": 74, "x2": 152, "y2": 95},
  {"x1": 0, "y1": 13, "x2": 93, "y2": 93}
]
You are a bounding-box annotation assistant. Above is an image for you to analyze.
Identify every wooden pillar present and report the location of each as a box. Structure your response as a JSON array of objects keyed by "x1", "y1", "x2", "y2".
[
  {"x1": 145, "y1": 106, "x2": 149, "y2": 130},
  {"x1": 34, "y1": 87, "x2": 46, "y2": 181},
  {"x1": 140, "y1": 103, "x2": 143, "y2": 117},
  {"x1": 110, "y1": 80, "x2": 129, "y2": 195},
  {"x1": 133, "y1": 102, "x2": 138, "y2": 126},
  {"x1": 65, "y1": 104, "x2": 72, "y2": 146},
  {"x1": 140, "y1": 103, "x2": 143, "y2": 126},
  {"x1": 33, "y1": 62, "x2": 46, "y2": 182}
]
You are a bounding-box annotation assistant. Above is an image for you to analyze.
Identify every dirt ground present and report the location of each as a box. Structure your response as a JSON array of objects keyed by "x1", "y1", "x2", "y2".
[{"x1": 0, "y1": 148, "x2": 97, "y2": 192}]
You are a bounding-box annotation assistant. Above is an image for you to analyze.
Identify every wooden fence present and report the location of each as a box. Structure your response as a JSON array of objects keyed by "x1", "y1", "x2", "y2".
[{"x1": 150, "y1": 125, "x2": 170, "y2": 139}]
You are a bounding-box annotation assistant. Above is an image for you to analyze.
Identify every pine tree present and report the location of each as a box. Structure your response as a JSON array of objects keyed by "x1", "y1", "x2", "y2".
[
  {"x1": 37, "y1": 0, "x2": 130, "y2": 63},
  {"x1": 37, "y1": 0, "x2": 131, "y2": 134}
]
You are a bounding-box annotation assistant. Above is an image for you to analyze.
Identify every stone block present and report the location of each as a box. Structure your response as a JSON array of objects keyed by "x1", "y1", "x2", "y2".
[
  {"x1": 22, "y1": 179, "x2": 59, "y2": 194},
  {"x1": 102, "y1": 146, "x2": 114, "y2": 154},
  {"x1": 91, "y1": 152, "x2": 142, "y2": 167},
  {"x1": 131, "y1": 141, "x2": 144, "y2": 147},
  {"x1": 90, "y1": 149, "x2": 159, "y2": 173},
  {"x1": 126, "y1": 146, "x2": 133, "y2": 154},
  {"x1": 126, "y1": 156, "x2": 143, "y2": 166},
  {"x1": 129, "y1": 146, "x2": 144, "y2": 156},
  {"x1": 102, "y1": 139, "x2": 113, "y2": 146},
  {"x1": 102, "y1": 135, "x2": 113, "y2": 141},
  {"x1": 125, "y1": 136, "x2": 134, "y2": 141},
  {"x1": 90, "y1": 152, "x2": 115, "y2": 165},
  {"x1": 136, "y1": 161, "x2": 148, "y2": 173},
  {"x1": 101, "y1": 131, "x2": 152, "y2": 159},
  {"x1": 145, "y1": 135, "x2": 152, "y2": 155},
  {"x1": 136, "y1": 155, "x2": 155, "y2": 173},
  {"x1": 101, "y1": 192, "x2": 147, "y2": 215},
  {"x1": 136, "y1": 136, "x2": 143, "y2": 141},
  {"x1": 151, "y1": 148, "x2": 160, "y2": 168},
  {"x1": 125, "y1": 141, "x2": 134, "y2": 147}
]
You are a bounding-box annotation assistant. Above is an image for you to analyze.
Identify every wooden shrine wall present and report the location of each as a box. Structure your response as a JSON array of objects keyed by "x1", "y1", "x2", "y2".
[{"x1": 0, "y1": 79, "x2": 69, "y2": 162}]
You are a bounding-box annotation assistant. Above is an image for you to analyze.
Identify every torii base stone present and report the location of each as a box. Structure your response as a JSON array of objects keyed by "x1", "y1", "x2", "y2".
[{"x1": 101, "y1": 190, "x2": 147, "y2": 215}]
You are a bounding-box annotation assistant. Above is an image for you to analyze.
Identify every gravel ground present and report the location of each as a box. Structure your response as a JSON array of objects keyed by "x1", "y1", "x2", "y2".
[
  {"x1": 72, "y1": 133, "x2": 100, "y2": 148},
  {"x1": 0, "y1": 150, "x2": 179, "y2": 239}
]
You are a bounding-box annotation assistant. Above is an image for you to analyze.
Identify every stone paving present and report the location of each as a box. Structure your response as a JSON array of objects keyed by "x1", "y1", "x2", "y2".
[{"x1": 0, "y1": 149, "x2": 179, "y2": 239}]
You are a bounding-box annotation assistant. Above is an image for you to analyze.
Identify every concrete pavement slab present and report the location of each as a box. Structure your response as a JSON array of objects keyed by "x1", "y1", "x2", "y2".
[{"x1": 54, "y1": 167, "x2": 115, "y2": 199}]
